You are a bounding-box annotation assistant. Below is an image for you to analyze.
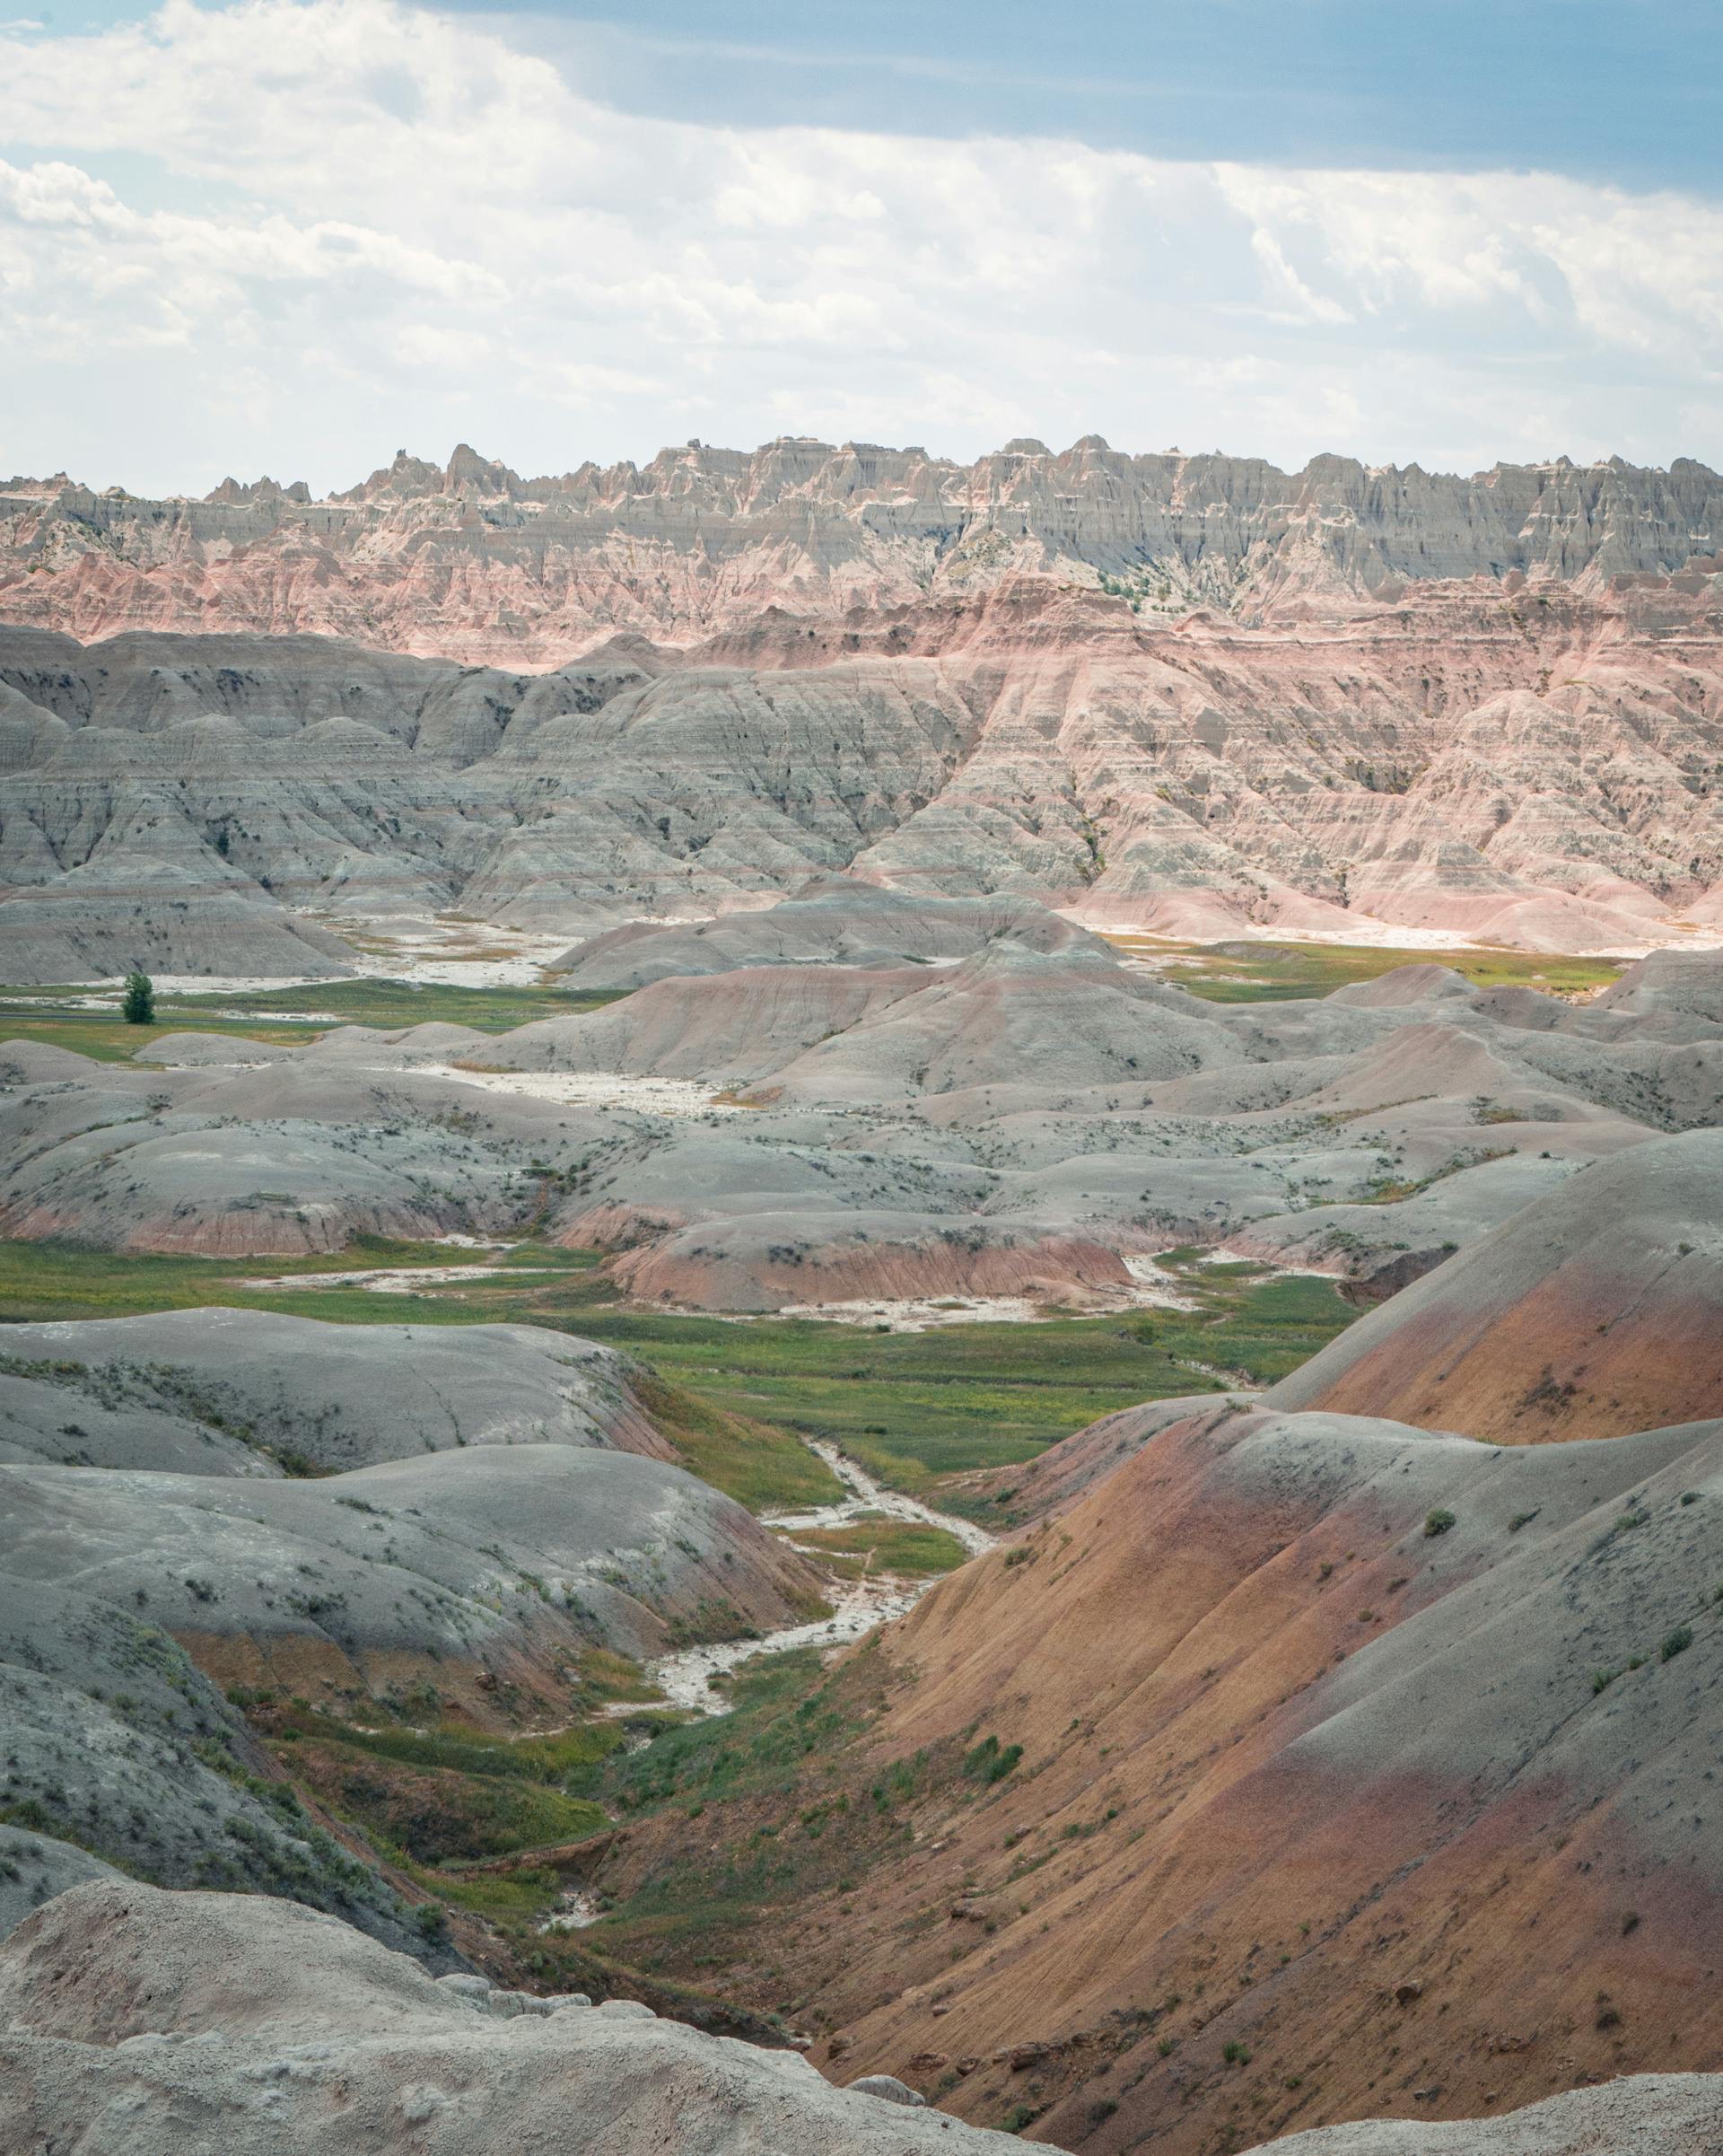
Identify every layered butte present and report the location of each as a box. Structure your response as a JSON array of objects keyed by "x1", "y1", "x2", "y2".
[
  {"x1": 5, "y1": 439, "x2": 1722, "y2": 660},
  {"x1": 0, "y1": 438, "x2": 1719, "y2": 957}
]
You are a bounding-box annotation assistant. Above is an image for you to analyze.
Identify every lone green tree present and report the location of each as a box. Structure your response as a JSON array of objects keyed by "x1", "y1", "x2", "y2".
[{"x1": 121, "y1": 970, "x2": 155, "y2": 1026}]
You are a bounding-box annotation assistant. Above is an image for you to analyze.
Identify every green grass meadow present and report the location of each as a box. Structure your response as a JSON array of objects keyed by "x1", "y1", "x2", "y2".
[
  {"x1": 0, "y1": 977, "x2": 623, "y2": 1062},
  {"x1": 1098, "y1": 934, "x2": 1622, "y2": 1004},
  {"x1": 0, "y1": 1238, "x2": 1353, "y2": 1501}
]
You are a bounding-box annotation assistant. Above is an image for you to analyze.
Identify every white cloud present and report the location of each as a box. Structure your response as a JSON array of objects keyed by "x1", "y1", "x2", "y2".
[
  {"x1": 1246, "y1": 229, "x2": 1356, "y2": 326},
  {"x1": 0, "y1": 0, "x2": 1719, "y2": 493}
]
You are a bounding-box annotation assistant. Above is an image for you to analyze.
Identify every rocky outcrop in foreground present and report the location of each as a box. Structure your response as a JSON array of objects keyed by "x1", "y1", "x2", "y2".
[
  {"x1": 0, "y1": 1880, "x2": 1026, "y2": 2155},
  {"x1": 1246, "y1": 2077, "x2": 1723, "y2": 2155},
  {"x1": 0, "y1": 1575, "x2": 425, "y2": 1957},
  {"x1": 1, "y1": 1879, "x2": 1716, "y2": 2155},
  {"x1": 643, "y1": 1390, "x2": 1723, "y2": 2149}
]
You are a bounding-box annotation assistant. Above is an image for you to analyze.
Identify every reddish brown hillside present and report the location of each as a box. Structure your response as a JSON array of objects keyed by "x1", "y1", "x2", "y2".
[
  {"x1": 1268, "y1": 1129, "x2": 1723, "y2": 1442},
  {"x1": 603, "y1": 1399, "x2": 1723, "y2": 2151}
]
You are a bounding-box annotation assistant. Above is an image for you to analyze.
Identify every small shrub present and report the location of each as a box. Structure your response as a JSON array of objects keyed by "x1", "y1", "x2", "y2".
[
  {"x1": 1222, "y1": 2040, "x2": 1251, "y2": 2065},
  {"x1": 1591, "y1": 1667, "x2": 1620, "y2": 1695},
  {"x1": 1660, "y1": 1626, "x2": 1693, "y2": 1662},
  {"x1": 0, "y1": 1797, "x2": 54, "y2": 1834},
  {"x1": 963, "y1": 1735, "x2": 1025, "y2": 1785},
  {"x1": 1423, "y1": 1509, "x2": 1456, "y2": 1538},
  {"x1": 1001, "y1": 2104, "x2": 1037, "y2": 2133}
]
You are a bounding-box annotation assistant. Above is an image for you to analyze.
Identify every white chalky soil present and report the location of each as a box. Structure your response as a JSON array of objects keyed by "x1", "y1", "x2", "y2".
[{"x1": 638, "y1": 1441, "x2": 993, "y2": 1716}]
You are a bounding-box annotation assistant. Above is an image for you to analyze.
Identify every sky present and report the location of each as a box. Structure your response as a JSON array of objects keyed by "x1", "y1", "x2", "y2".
[{"x1": 1, "y1": 0, "x2": 1720, "y2": 495}]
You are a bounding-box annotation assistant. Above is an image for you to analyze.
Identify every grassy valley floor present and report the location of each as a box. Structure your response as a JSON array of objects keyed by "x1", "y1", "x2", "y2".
[
  {"x1": 0, "y1": 1239, "x2": 1354, "y2": 1504},
  {"x1": 1099, "y1": 933, "x2": 1622, "y2": 1003},
  {"x1": 0, "y1": 977, "x2": 625, "y2": 1061}
]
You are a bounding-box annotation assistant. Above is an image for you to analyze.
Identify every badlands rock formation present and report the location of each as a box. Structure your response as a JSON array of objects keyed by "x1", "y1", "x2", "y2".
[
  {"x1": 5, "y1": 441, "x2": 1721, "y2": 659},
  {"x1": 5, "y1": 1882, "x2": 1718, "y2": 2156},
  {"x1": 0, "y1": 1439, "x2": 820, "y2": 1681},
  {"x1": 2, "y1": 943, "x2": 1714, "y2": 1310},
  {"x1": 1268, "y1": 1129, "x2": 1723, "y2": 1439},
  {"x1": 0, "y1": 1309, "x2": 673, "y2": 1472},
  {"x1": 0, "y1": 1571, "x2": 427, "y2": 1956},
  {"x1": 0, "y1": 1034, "x2": 619, "y2": 1253},
  {"x1": 0, "y1": 1300, "x2": 823, "y2": 1967},
  {"x1": 0, "y1": 436, "x2": 1720, "y2": 966},
  {"x1": 0, "y1": 1310, "x2": 821, "y2": 1714},
  {"x1": 0, "y1": 1880, "x2": 1030, "y2": 2156},
  {"x1": 1247, "y1": 2078, "x2": 1723, "y2": 2156},
  {"x1": 6, "y1": 429, "x2": 1720, "y2": 2155},
  {"x1": 1, "y1": 953, "x2": 1721, "y2": 2152},
  {"x1": 549, "y1": 875, "x2": 1108, "y2": 988},
  {"x1": 0, "y1": 845, "x2": 358, "y2": 981},
  {"x1": 605, "y1": 1395, "x2": 1723, "y2": 2151}
]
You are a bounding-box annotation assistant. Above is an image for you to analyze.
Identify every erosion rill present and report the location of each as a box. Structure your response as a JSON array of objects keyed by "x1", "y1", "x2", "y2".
[{"x1": 1, "y1": 434, "x2": 1721, "y2": 2156}]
